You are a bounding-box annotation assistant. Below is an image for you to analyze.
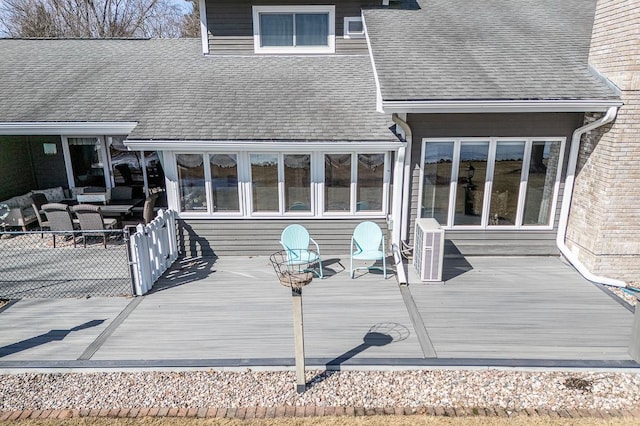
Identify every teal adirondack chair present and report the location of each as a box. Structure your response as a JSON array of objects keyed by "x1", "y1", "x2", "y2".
[
  {"x1": 350, "y1": 221, "x2": 387, "y2": 279},
  {"x1": 280, "y1": 224, "x2": 323, "y2": 278}
]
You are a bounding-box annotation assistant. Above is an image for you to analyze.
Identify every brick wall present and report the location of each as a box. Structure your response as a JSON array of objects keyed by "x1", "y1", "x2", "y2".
[{"x1": 566, "y1": 0, "x2": 640, "y2": 281}]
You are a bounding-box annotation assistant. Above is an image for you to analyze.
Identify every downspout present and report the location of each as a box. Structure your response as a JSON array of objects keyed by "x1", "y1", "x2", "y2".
[
  {"x1": 557, "y1": 106, "x2": 626, "y2": 287},
  {"x1": 392, "y1": 113, "x2": 413, "y2": 284},
  {"x1": 392, "y1": 113, "x2": 413, "y2": 242}
]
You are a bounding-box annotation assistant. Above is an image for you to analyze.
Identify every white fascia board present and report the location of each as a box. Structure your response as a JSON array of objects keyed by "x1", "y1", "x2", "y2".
[
  {"x1": 199, "y1": 0, "x2": 209, "y2": 55},
  {"x1": 0, "y1": 122, "x2": 138, "y2": 135},
  {"x1": 362, "y1": 15, "x2": 384, "y2": 113},
  {"x1": 124, "y1": 139, "x2": 405, "y2": 152},
  {"x1": 381, "y1": 99, "x2": 623, "y2": 113}
]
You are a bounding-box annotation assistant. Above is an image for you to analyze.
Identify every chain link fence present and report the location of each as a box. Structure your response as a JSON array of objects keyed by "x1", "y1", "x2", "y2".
[{"x1": 0, "y1": 230, "x2": 134, "y2": 298}]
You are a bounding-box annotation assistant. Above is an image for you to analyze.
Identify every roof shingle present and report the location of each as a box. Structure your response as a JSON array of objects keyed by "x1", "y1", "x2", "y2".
[
  {"x1": 364, "y1": 0, "x2": 619, "y2": 102},
  {"x1": 0, "y1": 39, "x2": 396, "y2": 141}
]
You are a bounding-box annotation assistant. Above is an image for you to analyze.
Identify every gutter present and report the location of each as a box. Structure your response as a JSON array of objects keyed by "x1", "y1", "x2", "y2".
[
  {"x1": 556, "y1": 106, "x2": 626, "y2": 288},
  {"x1": 382, "y1": 99, "x2": 623, "y2": 114},
  {"x1": 391, "y1": 113, "x2": 413, "y2": 285},
  {"x1": 0, "y1": 122, "x2": 138, "y2": 135},
  {"x1": 124, "y1": 139, "x2": 404, "y2": 151}
]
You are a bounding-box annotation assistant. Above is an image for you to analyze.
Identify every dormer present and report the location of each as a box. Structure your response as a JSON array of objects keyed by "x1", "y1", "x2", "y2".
[{"x1": 199, "y1": 1, "x2": 378, "y2": 55}]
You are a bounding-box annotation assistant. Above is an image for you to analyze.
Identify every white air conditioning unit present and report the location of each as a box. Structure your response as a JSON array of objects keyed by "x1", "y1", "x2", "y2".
[{"x1": 413, "y1": 218, "x2": 445, "y2": 282}]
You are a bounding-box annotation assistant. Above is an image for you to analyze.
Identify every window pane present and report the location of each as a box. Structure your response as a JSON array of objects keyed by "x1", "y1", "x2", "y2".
[
  {"x1": 251, "y1": 154, "x2": 279, "y2": 212},
  {"x1": 261, "y1": 14, "x2": 293, "y2": 46},
  {"x1": 357, "y1": 154, "x2": 384, "y2": 211},
  {"x1": 325, "y1": 154, "x2": 351, "y2": 212},
  {"x1": 489, "y1": 142, "x2": 525, "y2": 226},
  {"x1": 210, "y1": 154, "x2": 239, "y2": 212},
  {"x1": 284, "y1": 155, "x2": 311, "y2": 212},
  {"x1": 177, "y1": 154, "x2": 206, "y2": 212},
  {"x1": 295, "y1": 13, "x2": 328, "y2": 46},
  {"x1": 348, "y1": 19, "x2": 363, "y2": 33},
  {"x1": 523, "y1": 141, "x2": 561, "y2": 225},
  {"x1": 68, "y1": 137, "x2": 104, "y2": 187},
  {"x1": 454, "y1": 142, "x2": 489, "y2": 225},
  {"x1": 422, "y1": 142, "x2": 454, "y2": 226}
]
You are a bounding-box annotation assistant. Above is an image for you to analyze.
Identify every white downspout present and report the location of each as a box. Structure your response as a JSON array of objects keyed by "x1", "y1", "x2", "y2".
[
  {"x1": 392, "y1": 113, "x2": 413, "y2": 241},
  {"x1": 392, "y1": 113, "x2": 413, "y2": 284},
  {"x1": 557, "y1": 106, "x2": 626, "y2": 287}
]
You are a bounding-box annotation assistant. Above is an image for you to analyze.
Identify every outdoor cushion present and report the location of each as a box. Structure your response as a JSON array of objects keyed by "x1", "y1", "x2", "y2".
[
  {"x1": 2, "y1": 193, "x2": 36, "y2": 209},
  {"x1": 32, "y1": 186, "x2": 65, "y2": 202}
]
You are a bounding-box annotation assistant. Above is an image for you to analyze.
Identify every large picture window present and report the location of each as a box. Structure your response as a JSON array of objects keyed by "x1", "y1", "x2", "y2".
[
  {"x1": 253, "y1": 6, "x2": 335, "y2": 54},
  {"x1": 171, "y1": 151, "x2": 389, "y2": 218},
  {"x1": 419, "y1": 138, "x2": 565, "y2": 228}
]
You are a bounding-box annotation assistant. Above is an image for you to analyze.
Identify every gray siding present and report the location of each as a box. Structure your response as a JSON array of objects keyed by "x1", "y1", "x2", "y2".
[
  {"x1": 0, "y1": 135, "x2": 69, "y2": 201},
  {"x1": 27, "y1": 136, "x2": 67, "y2": 191},
  {"x1": 0, "y1": 136, "x2": 36, "y2": 200},
  {"x1": 406, "y1": 112, "x2": 584, "y2": 256},
  {"x1": 205, "y1": 0, "x2": 369, "y2": 55},
  {"x1": 178, "y1": 218, "x2": 389, "y2": 257}
]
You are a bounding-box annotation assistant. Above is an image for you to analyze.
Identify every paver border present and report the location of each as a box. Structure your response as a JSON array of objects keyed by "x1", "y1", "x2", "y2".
[{"x1": 1, "y1": 405, "x2": 639, "y2": 420}]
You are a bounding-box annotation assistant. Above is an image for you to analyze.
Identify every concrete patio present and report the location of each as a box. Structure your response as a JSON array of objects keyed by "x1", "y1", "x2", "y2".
[{"x1": 0, "y1": 254, "x2": 637, "y2": 369}]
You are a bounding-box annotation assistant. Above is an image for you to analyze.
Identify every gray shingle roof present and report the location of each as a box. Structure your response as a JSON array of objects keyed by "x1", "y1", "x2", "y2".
[
  {"x1": 0, "y1": 39, "x2": 396, "y2": 141},
  {"x1": 364, "y1": 0, "x2": 619, "y2": 102}
]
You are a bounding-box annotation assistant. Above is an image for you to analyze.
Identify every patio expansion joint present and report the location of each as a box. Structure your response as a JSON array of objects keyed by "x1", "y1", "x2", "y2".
[
  {"x1": 77, "y1": 296, "x2": 145, "y2": 361},
  {"x1": 398, "y1": 283, "x2": 437, "y2": 358}
]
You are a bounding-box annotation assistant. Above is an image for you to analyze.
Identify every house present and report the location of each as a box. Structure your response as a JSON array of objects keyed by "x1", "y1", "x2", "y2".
[{"x1": 0, "y1": 0, "x2": 637, "y2": 282}]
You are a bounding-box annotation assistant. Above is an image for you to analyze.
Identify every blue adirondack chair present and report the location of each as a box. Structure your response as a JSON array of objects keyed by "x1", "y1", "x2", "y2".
[
  {"x1": 350, "y1": 221, "x2": 387, "y2": 279},
  {"x1": 280, "y1": 224, "x2": 323, "y2": 278}
]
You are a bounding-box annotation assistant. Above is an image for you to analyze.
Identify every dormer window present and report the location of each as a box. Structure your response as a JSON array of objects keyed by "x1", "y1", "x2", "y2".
[{"x1": 253, "y1": 6, "x2": 335, "y2": 54}]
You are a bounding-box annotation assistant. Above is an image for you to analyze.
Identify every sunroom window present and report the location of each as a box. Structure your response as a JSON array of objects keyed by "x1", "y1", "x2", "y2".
[
  {"x1": 177, "y1": 154, "x2": 207, "y2": 212},
  {"x1": 171, "y1": 151, "x2": 389, "y2": 218},
  {"x1": 253, "y1": 6, "x2": 335, "y2": 54},
  {"x1": 324, "y1": 153, "x2": 386, "y2": 213},
  {"x1": 210, "y1": 154, "x2": 239, "y2": 212},
  {"x1": 420, "y1": 138, "x2": 565, "y2": 229}
]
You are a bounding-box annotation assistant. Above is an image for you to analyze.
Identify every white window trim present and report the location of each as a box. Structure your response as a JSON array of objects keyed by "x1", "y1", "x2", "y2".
[
  {"x1": 321, "y1": 152, "x2": 390, "y2": 218},
  {"x1": 343, "y1": 16, "x2": 365, "y2": 39},
  {"x1": 252, "y1": 5, "x2": 336, "y2": 54},
  {"x1": 419, "y1": 137, "x2": 566, "y2": 231}
]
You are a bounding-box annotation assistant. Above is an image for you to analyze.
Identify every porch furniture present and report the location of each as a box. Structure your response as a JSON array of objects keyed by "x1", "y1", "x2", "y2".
[
  {"x1": 98, "y1": 203, "x2": 135, "y2": 218},
  {"x1": 350, "y1": 221, "x2": 387, "y2": 279},
  {"x1": 289, "y1": 201, "x2": 310, "y2": 211},
  {"x1": 72, "y1": 204, "x2": 118, "y2": 248},
  {"x1": 122, "y1": 193, "x2": 158, "y2": 233},
  {"x1": 30, "y1": 193, "x2": 50, "y2": 233},
  {"x1": 42, "y1": 203, "x2": 78, "y2": 248},
  {"x1": 0, "y1": 188, "x2": 59, "y2": 231},
  {"x1": 110, "y1": 186, "x2": 133, "y2": 201},
  {"x1": 77, "y1": 191, "x2": 110, "y2": 204},
  {"x1": 279, "y1": 224, "x2": 323, "y2": 278}
]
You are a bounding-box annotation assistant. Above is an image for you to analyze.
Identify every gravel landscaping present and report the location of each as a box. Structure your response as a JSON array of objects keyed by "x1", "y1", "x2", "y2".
[{"x1": 1, "y1": 370, "x2": 640, "y2": 412}]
